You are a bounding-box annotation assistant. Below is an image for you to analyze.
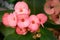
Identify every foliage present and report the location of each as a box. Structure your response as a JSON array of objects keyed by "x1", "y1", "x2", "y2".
[{"x1": 0, "y1": 0, "x2": 59, "y2": 40}]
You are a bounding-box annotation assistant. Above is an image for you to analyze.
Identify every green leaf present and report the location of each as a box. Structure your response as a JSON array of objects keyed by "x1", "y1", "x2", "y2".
[
  {"x1": 4, "y1": 33, "x2": 20, "y2": 40},
  {"x1": 39, "y1": 28, "x2": 57, "y2": 40},
  {"x1": 0, "y1": 24, "x2": 15, "y2": 36},
  {"x1": 4, "y1": 32, "x2": 34, "y2": 40},
  {"x1": 7, "y1": 0, "x2": 17, "y2": 4},
  {"x1": 7, "y1": 0, "x2": 22, "y2": 4},
  {"x1": 0, "y1": 10, "x2": 13, "y2": 22},
  {"x1": 18, "y1": 32, "x2": 34, "y2": 40},
  {"x1": 44, "y1": 21, "x2": 60, "y2": 29},
  {"x1": 24, "y1": 0, "x2": 46, "y2": 15}
]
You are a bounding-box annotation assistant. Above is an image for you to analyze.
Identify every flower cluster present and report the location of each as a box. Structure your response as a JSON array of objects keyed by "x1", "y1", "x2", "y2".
[
  {"x1": 2, "y1": 1, "x2": 47, "y2": 35},
  {"x1": 44, "y1": 0, "x2": 60, "y2": 24}
]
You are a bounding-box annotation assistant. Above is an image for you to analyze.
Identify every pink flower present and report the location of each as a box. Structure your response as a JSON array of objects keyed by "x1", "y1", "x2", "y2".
[
  {"x1": 28, "y1": 24, "x2": 39, "y2": 33},
  {"x1": 50, "y1": 14, "x2": 60, "y2": 24},
  {"x1": 46, "y1": 0, "x2": 59, "y2": 6},
  {"x1": 45, "y1": 0, "x2": 60, "y2": 24},
  {"x1": 54, "y1": 3, "x2": 60, "y2": 15},
  {"x1": 14, "y1": 1, "x2": 28, "y2": 10},
  {"x1": 37, "y1": 13, "x2": 47, "y2": 24},
  {"x1": 14, "y1": 8, "x2": 30, "y2": 15},
  {"x1": 29, "y1": 15, "x2": 40, "y2": 24},
  {"x1": 2, "y1": 13, "x2": 9, "y2": 26},
  {"x1": 50, "y1": 0, "x2": 59, "y2": 6},
  {"x1": 28, "y1": 15, "x2": 40, "y2": 32},
  {"x1": 50, "y1": 14, "x2": 58, "y2": 22},
  {"x1": 16, "y1": 27, "x2": 27, "y2": 35},
  {"x1": 7, "y1": 13, "x2": 17, "y2": 28},
  {"x1": 55, "y1": 19, "x2": 60, "y2": 24},
  {"x1": 44, "y1": 0, "x2": 60, "y2": 15},
  {"x1": 14, "y1": 1, "x2": 30, "y2": 15},
  {"x1": 17, "y1": 14, "x2": 30, "y2": 29},
  {"x1": 44, "y1": 1, "x2": 55, "y2": 15}
]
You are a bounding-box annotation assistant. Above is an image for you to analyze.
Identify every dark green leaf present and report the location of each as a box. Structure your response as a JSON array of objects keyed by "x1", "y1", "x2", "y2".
[
  {"x1": 18, "y1": 32, "x2": 34, "y2": 40},
  {"x1": 4, "y1": 32, "x2": 34, "y2": 40},
  {"x1": 7, "y1": 0, "x2": 16, "y2": 4},
  {"x1": 4, "y1": 33, "x2": 20, "y2": 40},
  {"x1": 44, "y1": 21, "x2": 60, "y2": 29},
  {"x1": 24, "y1": 0, "x2": 46, "y2": 15},
  {"x1": 40, "y1": 28, "x2": 57, "y2": 40},
  {"x1": 0, "y1": 24, "x2": 15, "y2": 36}
]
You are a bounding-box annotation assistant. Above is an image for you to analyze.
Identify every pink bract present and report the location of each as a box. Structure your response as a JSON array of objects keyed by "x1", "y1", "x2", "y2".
[
  {"x1": 17, "y1": 14, "x2": 30, "y2": 29},
  {"x1": 28, "y1": 23, "x2": 39, "y2": 33},
  {"x1": 44, "y1": 0, "x2": 60, "y2": 15},
  {"x1": 37, "y1": 13, "x2": 47, "y2": 24},
  {"x1": 14, "y1": 1, "x2": 28, "y2": 10},
  {"x1": 7, "y1": 13, "x2": 17, "y2": 28},
  {"x1": 44, "y1": 1, "x2": 55, "y2": 15},
  {"x1": 29, "y1": 15, "x2": 40, "y2": 24},
  {"x1": 50, "y1": 0, "x2": 59, "y2": 6},
  {"x1": 16, "y1": 27, "x2": 27, "y2": 35},
  {"x1": 28, "y1": 15, "x2": 40, "y2": 32},
  {"x1": 14, "y1": 8, "x2": 30, "y2": 15},
  {"x1": 50, "y1": 15, "x2": 58, "y2": 22},
  {"x1": 50, "y1": 14, "x2": 60, "y2": 24},
  {"x1": 2, "y1": 13, "x2": 9, "y2": 26},
  {"x1": 55, "y1": 20, "x2": 60, "y2": 24},
  {"x1": 54, "y1": 3, "x2": 60, "y2": 15},
  {"x1": 14, "y1": 1, "x2": 30, "y2": 15}
]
